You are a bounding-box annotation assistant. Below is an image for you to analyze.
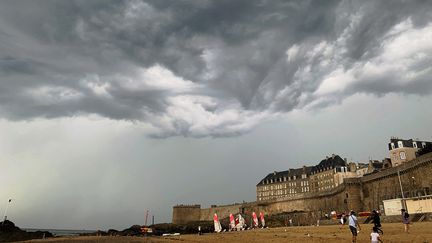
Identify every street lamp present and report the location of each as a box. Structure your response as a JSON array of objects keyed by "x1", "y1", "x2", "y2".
[{"x1": 2, "y1": 199, "x2": 12, "y2": 225}]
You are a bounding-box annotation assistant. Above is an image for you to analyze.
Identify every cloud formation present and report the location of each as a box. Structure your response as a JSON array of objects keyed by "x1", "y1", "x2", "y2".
[{"x1": 1, "y1": 0, "x2": 432, "y2": 137}]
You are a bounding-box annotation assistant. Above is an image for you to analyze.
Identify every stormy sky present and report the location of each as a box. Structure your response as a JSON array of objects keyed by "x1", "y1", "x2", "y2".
[{"x1": 1, "y1": 0, "x2": 432, "y2": 230}]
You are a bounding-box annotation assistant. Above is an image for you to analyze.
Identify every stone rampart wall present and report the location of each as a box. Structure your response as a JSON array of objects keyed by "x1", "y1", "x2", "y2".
[
  {"x1": 197, "y1": 182, "x2": 362, "y2": 223},
  {"x1": 361, "y1": 153, "x2": 432, "y2": 213},
  {"x1": 199, "y1": 204, "x2": 245, "y2": 221},
  {"x1": 172, "y1": 205, "x2": 201, "y2": 224}
]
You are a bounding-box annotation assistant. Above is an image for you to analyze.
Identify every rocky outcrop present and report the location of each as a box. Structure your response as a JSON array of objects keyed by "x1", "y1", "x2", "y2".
[{"x1": 0, "y1": 220, "x2": 53, "y2": 242}]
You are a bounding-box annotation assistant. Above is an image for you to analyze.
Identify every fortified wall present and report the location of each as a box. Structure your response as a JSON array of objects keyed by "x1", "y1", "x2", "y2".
[
  {"x1": 172, "y1": 153, "x2": 432, "y2": 224},
  {"x1": 172, "y1": 204, "x2": 201, "y2": 224},
  {"x1": 172, "y1": 203, "x2": 255, "y2": 224},
  {"x1": 361, "y1": 152, "x2": 432, "y2": 211}
]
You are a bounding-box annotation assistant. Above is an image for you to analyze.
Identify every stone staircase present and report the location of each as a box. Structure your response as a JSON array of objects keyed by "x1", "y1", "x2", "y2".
[{"x1": 412, "y1": 213, "x2": 426, "y2": 222}]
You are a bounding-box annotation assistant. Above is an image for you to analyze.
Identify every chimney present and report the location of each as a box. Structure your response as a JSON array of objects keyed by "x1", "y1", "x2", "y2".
[{"x1": 349, "y1": 162, "x2": 357, "y2": 172}]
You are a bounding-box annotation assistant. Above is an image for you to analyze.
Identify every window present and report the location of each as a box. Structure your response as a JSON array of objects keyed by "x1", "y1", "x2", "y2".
[
  {"x1": 398, "y1": 141, "x2": 403, "y2": 148},
  {"x1": 391, "y1": 143, "x2": 395, "y2": 150},
  {"x1": 422, "y1": 142, "x2": 426, "y2": 148},
  {"x1": 400, "y1": 151, "x2": 406, "y2": 160},
  {"x1": 413, "y1": 142, "x2": 417, "y2": 148}
]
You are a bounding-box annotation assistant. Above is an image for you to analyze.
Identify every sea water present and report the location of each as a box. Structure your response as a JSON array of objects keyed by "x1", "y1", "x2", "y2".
[{"x1": 24, "y1": 228, "x2": 96, "y2": 236}]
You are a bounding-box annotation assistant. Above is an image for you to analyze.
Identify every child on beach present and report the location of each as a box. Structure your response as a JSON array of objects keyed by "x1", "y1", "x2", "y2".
[
  {"x1": 401, "y1": 209, "x2": 410, "y2": 233},
  {"x1": 370, "y1": 227, "x2": 383, "y2": 243}
]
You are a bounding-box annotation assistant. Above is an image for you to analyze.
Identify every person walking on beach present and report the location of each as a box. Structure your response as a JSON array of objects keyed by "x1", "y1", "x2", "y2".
[
  {"x1": 348, "y1": 210, "x2": 361, "y2": 243},
  {"x1": 370, "y1": 227, "x2": 383, "y2": 243},
  {"x1": 371, "y1": 210, "x2": 382, "y2": 234},
  {"x1": 401, "y1": 209, "x2": 410, "y2": 233}
]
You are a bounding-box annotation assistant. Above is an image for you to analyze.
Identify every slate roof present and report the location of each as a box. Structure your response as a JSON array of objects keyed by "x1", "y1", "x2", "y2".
[
  {"x1": 256, "y1": 166, "x2": 313, "y2": 186},
  {"x1": 388, "y1": 138, "x2": 432, "y2": 150},
  {"x1": 311, "y1": 155, "x2": 347, "y2": 174},
  {"x1": 257, "y1": 154, "x2": 348, "y2": 186},
  {"x1": 370, "y1": 161, "x2": 383, "y2": 170}
]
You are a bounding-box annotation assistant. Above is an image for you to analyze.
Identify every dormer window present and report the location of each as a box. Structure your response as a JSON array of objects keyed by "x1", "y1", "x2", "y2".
[
  {"x1": 422, "y1": 142, "x2": 426, "y2": 148},
  {"x1": 398, "y1": 141, "x2": 403, "y2": 148},
  {"x1": 391, "y1": 143, "x2": 395, "y2": 150},
  {"x1": 413, "y1": 142, "x2": 417, "y2": 148},
  {"x1": 400, "y1": 152, "x2": 406, "y2": 160}
]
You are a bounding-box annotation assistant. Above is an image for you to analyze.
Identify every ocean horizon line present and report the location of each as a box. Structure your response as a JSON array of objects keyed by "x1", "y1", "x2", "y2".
[{"x1": 24, "y1": 228, "x2": 97, "y2": 236}]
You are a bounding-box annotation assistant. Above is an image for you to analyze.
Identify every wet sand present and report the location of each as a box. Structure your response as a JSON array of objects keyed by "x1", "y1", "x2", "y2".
[{"x1": 22, "y1": 222, "x2": 432, "y2": 242}]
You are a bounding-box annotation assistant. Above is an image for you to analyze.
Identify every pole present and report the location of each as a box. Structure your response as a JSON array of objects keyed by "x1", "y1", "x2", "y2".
[
  {"x1": 152, "y1": 215, "x2": 154, "y2": 226},
  {"x1": 145, "y1": 210, "x2": 149, "y2": 226},
  {"x1": 397, "y1": 170, "x2": 406, "y2": 210}
]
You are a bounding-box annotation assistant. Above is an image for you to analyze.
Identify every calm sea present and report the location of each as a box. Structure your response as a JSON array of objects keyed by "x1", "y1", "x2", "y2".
[{"x1": 24, "y1": 228, "x2": 96, "y2": 236}]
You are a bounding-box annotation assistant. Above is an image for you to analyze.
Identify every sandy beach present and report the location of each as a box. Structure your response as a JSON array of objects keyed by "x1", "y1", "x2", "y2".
[{"x1": 21, "y1": 222, "x2": 432, "y2": 243}]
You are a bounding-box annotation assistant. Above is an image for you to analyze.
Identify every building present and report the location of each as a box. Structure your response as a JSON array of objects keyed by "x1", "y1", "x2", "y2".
[
  {"x1": 354, "y1": 163, "x2": 369, "y2": 177},
  {"x1": 309, "y1": 154, "x2": 355, "y2": 192},
  {"x1": 256, "y1": 166, "x2": 313, "y2": 201},
  {"x1": 256, "y1": 154, "x2": 359, "y2": 201},
  {"x1": 388, "y1": 137, "x2": 432, "y2": 167}
]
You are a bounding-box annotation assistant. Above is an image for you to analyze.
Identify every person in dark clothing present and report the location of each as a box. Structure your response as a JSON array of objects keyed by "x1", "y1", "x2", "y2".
[
  {"x1": 371, "y1": 210, "x2": 383, "y2": 234},
  {"x1": 401, "y1": 209, "x2": 410, "y2": 233}
]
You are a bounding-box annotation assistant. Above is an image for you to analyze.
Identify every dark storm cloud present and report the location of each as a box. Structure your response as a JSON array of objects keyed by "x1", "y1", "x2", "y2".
[{"x1": 1, "y1": 0, "x2": 432, "y2": 136}]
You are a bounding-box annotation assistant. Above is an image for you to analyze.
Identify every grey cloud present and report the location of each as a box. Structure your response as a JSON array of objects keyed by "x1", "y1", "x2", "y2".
[
  {"x1": 0, "y1": 56, "x2": 37, "y2": 75},
  {"x1": 0, "y1": 0, "x2": 432, "y2": 136}
]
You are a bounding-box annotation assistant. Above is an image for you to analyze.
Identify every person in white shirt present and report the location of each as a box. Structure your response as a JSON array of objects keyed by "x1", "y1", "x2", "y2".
[
  {"x1": 370, "y1": 227, "x2": 383, "y2": 243},
  {"x1": 348, "y1": 211, "x2": 361, "y2": 243}
]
